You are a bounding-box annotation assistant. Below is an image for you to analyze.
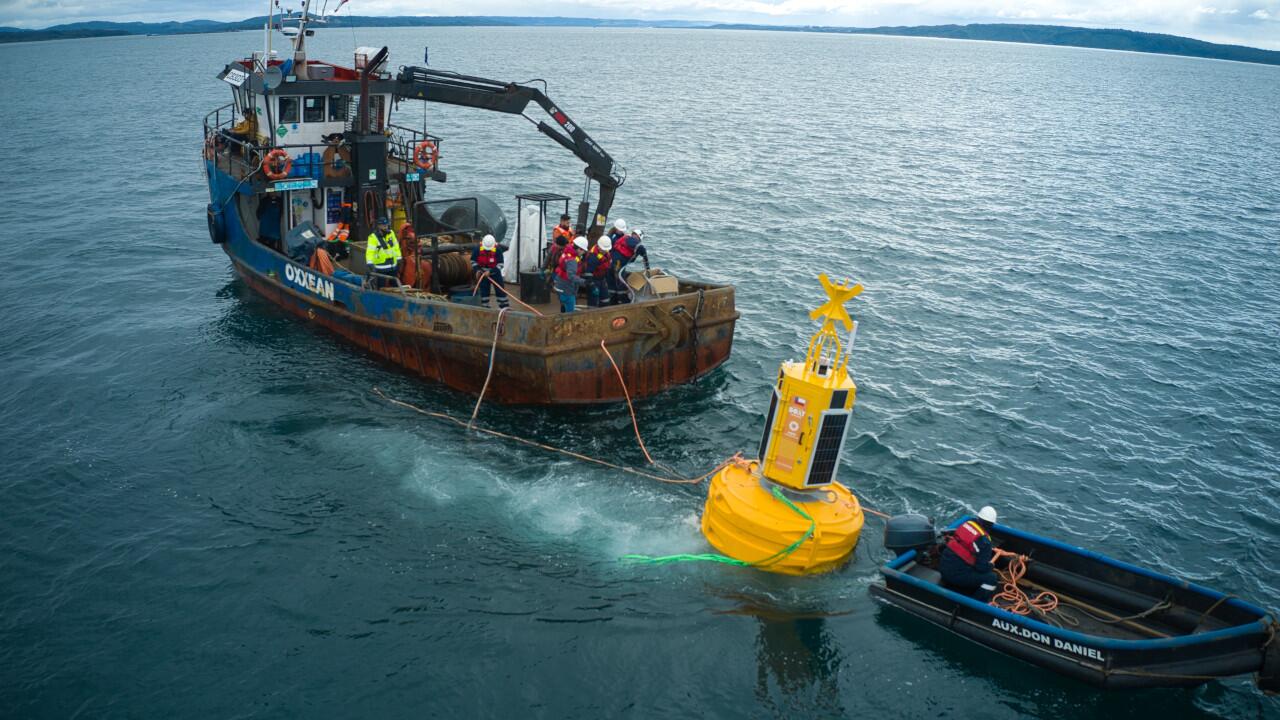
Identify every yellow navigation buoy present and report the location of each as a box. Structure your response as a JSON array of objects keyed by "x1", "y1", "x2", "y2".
[{"x1": 701, "y1": 275, "x2": 866, "y2": 575}]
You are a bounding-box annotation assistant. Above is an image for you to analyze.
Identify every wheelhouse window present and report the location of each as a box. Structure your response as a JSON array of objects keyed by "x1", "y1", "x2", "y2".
[
  {"x1": 303, "y1": 95, "x2": 325, "y2": 123},
  {"x1": 278, "y1": 97, "x2": 299, "y2": 123},
  {"x1": 328, "y1": 95, "x2": 348, "y2": 122}
]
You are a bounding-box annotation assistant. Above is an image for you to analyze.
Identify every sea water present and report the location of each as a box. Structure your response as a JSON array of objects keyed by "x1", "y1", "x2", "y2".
[{"x1": 1, "y1": 26, "x2": 1277, "y2": 719}]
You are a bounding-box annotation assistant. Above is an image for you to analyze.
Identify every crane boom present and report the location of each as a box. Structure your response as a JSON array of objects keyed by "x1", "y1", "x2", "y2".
[{"x1": 395, "y1": 65, "x2": 623, "y2": 232}]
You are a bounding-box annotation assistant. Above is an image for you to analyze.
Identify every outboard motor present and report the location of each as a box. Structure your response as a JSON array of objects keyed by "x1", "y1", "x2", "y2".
[{"x1": 883, "y1": 514, "x2": 937, "y2": 558}]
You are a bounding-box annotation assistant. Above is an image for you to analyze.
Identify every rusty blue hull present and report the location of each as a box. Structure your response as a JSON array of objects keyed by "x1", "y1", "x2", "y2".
[{"x1": 205, "y1": 162, "x2": 738, "y2": 404}]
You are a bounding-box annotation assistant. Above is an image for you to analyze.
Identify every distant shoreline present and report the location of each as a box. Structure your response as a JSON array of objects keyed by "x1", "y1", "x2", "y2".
[{"x1": 1, "y1": 17, "x2": 1277, "y2": 67}]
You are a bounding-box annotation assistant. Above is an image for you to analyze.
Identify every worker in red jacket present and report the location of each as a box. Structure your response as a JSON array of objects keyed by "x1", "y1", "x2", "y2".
[
  {"x1": 607, "y1": 222, "x2": 650, "y2": 306},
  {"x1": 553, "y1": 236, "x2": 588, "y2": 312},
  {"x1": 581, "y1": 236, "x2": 613, "y2": 307},
  {"x1": 939, "y1": 506, "x2": 999, "y2": 601},
  {"x1": 471, "y1": 234, "x2": 509, "y2": 309}
]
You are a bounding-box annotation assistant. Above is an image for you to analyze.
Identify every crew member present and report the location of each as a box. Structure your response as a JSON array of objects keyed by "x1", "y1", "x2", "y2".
[
  {"x1": 543, "y1": 234, "x2": 569, "y2": 278},
  {"x1": 398, "y1": 224, "x2": 425, "y2": 288},
  {"x1": 582, "y1": 236, "x2": 612, "y2": 307},
  {"x1": 552, "y1": 213, "x2": 575, "y2": 246},
  {"x1": 325, "y1": 201, "x2": 353, "y2": 260},
  {"x1": 471, "y1": 234, "x2": 509, "y2": 310},
  {"x1": 608, "y1": 227, "x2": 650, "y2": 306},
  {"x1": 939, "y1": 506, "x2": 1000, "y2": 601},
  {"x1": 607, "y1": 218, "x2": 628, "y2": 242},
  {"x1": 553, "y1": 236, "x2": 588, "y2": 313},
  {"x1": 365, "y1": 216, "x2": 402, "y2": 289},
  {"x1": 226, "y1": 108, "x2": 258, "y2": 153}
]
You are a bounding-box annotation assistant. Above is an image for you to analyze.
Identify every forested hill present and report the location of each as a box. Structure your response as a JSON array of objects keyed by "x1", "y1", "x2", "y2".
[
  {"x1": 708, "y1": 22, "x2": 1280, "y2": 67},
  {"x1": 1, "y1": 17, "x2": 1277, "y2": 67}
]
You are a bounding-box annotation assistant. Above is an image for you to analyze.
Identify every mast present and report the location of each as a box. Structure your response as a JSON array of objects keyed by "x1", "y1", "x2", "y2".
[
  {"x1": 291, "y1": 0, "x2": 311, "y2": 80},
  {"x1": 263, "y1": 0, "x2": 272, "y2": 71}
]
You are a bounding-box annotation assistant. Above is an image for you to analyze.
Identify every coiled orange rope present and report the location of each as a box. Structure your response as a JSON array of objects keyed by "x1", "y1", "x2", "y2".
[{"x1": 990, "y1": 548, "x2": 1059, "y2": 616}]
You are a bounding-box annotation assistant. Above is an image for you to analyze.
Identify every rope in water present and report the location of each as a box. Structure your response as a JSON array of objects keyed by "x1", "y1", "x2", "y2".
[
  {"x1": 600, "y1": 339, "x2": 655, "y2": 466},
  {"x1": 468, "y1": 306, "x2": 508, "y2": 431},
  {"x1": 458, "y1": 304, "x2": 652, "y2": 470},
  {"x1": 374, "y1": 387, "x2": 738, "y2": 485},
  {"x1": 620, "y1": 484, "x2": 816, "y2": 568},
  {"x1": 862, "y1": 505, "x2": 891, "y2": 520}
]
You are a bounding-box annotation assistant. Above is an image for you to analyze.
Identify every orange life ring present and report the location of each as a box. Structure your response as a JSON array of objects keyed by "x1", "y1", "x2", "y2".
[
  {"x1": 413, "y1": 140, "x2": 439, "y2": 172},
  {"x1": 263, "y1": 148, "x2": 292, "y2": 180}
]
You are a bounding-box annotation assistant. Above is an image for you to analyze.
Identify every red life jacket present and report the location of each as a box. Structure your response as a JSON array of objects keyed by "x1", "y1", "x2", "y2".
[
  {"x1": 613, "y1": 233, "x2": 636, "y2": 259},
  {"x1": 475, "y1": 248, "x2": 500, "y2": 270},
  {"x1": 544, "y1": 242, "x2": 567, "y2": 270},
  {"x1": 588, "y1": 247, "x2": 610, "y2": 277},
  {"x1": 945, "y1": 520, "x2": 988, "y2": 566},
  {"x1": 554, "y1": 248, "x2": 579, "y2": 281}
]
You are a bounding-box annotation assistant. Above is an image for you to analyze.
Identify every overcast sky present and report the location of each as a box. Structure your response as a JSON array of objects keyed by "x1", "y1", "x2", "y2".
[{"x1": 2, "y1": 1, "x2": 1277, "y2": 49}]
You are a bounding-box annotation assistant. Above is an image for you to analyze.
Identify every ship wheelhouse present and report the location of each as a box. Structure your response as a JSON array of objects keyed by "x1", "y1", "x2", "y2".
[{"x1": 206, "y1": 48, "x2": 434, "y2": 270}]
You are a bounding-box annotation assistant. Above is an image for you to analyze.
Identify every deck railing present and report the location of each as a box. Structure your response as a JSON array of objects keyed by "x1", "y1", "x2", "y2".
[
  {"x1": 388, "y1": 124, "x2": 442, "y2": 178},
  {"x1": 203, "y1": 103, "x2": 417, "y2": 190}
]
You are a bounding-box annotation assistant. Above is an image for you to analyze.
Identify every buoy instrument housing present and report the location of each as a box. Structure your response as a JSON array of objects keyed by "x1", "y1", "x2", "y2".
[{"x1": 700, "y1": 275, "x2": 866, "y2": 575}]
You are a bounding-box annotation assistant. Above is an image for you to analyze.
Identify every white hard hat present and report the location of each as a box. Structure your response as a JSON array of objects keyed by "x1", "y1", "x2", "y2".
[
  {"x1": 481, "y1": 234, "x2": 496, "y2": 250},
  {"x1": 612, "y1": 218, "x2": 627, "y2": 233},
  {"x1": 978, "y1": 506, "x2": 998, "y2": 524},
  {"x1": 597, "y1": 237, "x2": 612, "y2": 252},
  {"x1": 573, "y1": 236, "x2": 588, "y2": 250},
  {"x1": 633, "y1": 227, "x2": 644, "y2": 240}
]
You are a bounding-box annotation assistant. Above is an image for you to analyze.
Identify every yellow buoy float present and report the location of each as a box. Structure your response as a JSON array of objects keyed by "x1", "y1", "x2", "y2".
[{"x1": 701, "y1": 275, "x2": 866, "y2": 575}]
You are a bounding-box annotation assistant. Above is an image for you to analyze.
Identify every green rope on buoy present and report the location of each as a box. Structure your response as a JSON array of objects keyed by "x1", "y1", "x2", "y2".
[
  {"x1": 618, "y1": 553, "x2": 750, "y2": 566},
  {"x1": 621, "y1": 486, "x2": 816, "y2": 568}
]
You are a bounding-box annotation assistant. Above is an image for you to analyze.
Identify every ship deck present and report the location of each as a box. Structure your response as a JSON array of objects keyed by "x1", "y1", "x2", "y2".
[{"x1": 329, "y1": 253, "x2": 688, "y2": 317}]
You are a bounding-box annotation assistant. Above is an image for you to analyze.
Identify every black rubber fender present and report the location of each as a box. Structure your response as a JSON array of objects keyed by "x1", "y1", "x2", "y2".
[{"x1": 207, "y1": 202, "x2": 227, "y2": 244}]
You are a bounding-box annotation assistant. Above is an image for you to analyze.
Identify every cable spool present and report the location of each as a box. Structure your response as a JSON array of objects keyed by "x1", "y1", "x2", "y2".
[{"x1": 427, "y1": 252, "x2": 471, "y2": 287}]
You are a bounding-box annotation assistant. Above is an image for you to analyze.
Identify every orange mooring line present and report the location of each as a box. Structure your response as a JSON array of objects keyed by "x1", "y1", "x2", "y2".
[
  {"x1": 600, "y1": 339, "x2": 656, "y2": 465},
  {"x1": 468, "y1": 307, "x2": 509, "y2": 431},
  {"x1": 375, "y1": 387, "x2": 734, "y2": 485},
  {"x1": 476, "y1": 270, "x2": 545, "y2": 312}
]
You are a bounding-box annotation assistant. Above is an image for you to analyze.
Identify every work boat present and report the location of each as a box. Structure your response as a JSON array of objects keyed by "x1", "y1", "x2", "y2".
[
  {"x1": 871, "y1": 515, "x2": 1280, "y2": 691},
  {"x1": 202, "y1": 7, "x2": 737, "y2": 404}
]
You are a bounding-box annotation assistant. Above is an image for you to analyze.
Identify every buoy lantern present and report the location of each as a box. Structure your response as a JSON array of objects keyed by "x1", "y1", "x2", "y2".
[{"x1": 701, "y1": 275, "x2": 866, "y2": 575}]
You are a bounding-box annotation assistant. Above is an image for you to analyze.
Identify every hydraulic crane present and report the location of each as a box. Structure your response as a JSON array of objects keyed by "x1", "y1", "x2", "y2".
[{"x1": 395, "y1": 65, "x2": 624, "y2": 235}]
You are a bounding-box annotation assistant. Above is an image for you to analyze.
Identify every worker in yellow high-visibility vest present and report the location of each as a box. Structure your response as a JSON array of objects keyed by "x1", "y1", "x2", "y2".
[{"x1": 365, "y1": 216, "x2": 402, "y2": 289}]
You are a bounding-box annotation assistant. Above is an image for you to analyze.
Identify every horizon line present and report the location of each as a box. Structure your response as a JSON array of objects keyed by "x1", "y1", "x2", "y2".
[{"x1": 2, "y1": 14, "x2": 1277, "y2": 57}]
